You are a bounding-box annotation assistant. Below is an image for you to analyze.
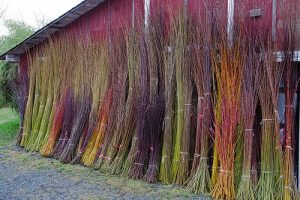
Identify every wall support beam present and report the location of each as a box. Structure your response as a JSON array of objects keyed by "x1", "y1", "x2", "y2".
[
  {"x1": 227, "y1": 0, "x2": 234, "y2": 47},
  {"x1": 272, "y1": 0, "x2": 277, "y2": 40},
  {"x1": 144, "y1": 0, "x2": 150, "y2": 27}
]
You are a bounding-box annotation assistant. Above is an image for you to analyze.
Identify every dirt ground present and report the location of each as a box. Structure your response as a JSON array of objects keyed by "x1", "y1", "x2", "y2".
[{"x1": 0, "y1": 145, "x2": 209, "y2": 200}]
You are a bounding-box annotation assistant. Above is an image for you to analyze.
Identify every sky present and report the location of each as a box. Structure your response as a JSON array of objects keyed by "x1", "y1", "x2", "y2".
[{"x1": 0, "y1": 0, "x2": 84, "y2": 35}]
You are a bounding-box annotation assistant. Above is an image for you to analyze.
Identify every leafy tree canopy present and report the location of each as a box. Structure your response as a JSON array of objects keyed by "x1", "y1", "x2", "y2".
[
  {"x1": 0, "y1": 19, "x2": 35, "y2": 109},
  {"x1": 0, "y1": 19, "x2": 35, "y2": 54}
]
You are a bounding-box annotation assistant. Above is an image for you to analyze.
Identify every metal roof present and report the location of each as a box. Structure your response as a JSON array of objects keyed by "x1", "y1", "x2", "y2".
[{"x1": 0, "y1": 0, "x2": 106, "y2": 61}]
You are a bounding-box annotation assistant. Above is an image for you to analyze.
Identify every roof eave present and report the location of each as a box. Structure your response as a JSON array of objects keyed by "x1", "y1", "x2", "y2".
[{"x1": 0, "y1": 0, "x2": 106, "y2": 61}]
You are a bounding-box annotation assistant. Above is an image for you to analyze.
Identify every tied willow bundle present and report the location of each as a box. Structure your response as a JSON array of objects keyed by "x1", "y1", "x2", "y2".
[
  {"x1": 59, "y1": 90, "x2": 91, "y2": 163},
  {"x1": 261, "y1": 35, "x2": 284, "y2": 200},
  {"x1": 109, "y1": 28, "x2": 139, "y2": 175},
  {"x1": 256, "y1": 61, "x2": 278, "y2": 200},
  {"x1": 52, "y1": 89, "x2": 75, "y2": 159},
  {"x1": 40, "y1": 89, "x2": 67, "y2": 157},
  {"x1": 143, "y1": 12, "x2": 165, "y2": 183},
  {"x1": 281, "y1": 10, "x2": 299, "y2": 199},
  {"x1": 39, "y1": 38, "x2": 67, "y2": 152},
  {"x1": 159, "y1": 25, "x2": 175, "y2": 185},
  {"x1": 32, "y1": 54, "x2": 54, "y2": 151},
  {"x1": 283, "y1": 54, "x2": 299, "y2": 200},
  {"x1": 98, "y1": 33, "x2": 128, "y2": 173},
  {"x1": 128, "y1": 34, "x2": 150, "y2": 180},
  {"x1": 20, "y1": 53, "x2": 37, "y2": 147},
  {"x1": 72, "y1": 40, "x2": 109, "y2": 165},
  {"x1": 119, "y1": 29, "x2": 142, "y2": 177},
  {"x1": 236, "y1": 33, "x2": 259, "y2": 200},
  {"x1": 39, "y1": 36, "x2": 70, "y2": 156},
  {"x1": 25, "y1": 53, "x2": 50, "y2": 151},
  {"x1": 81, "y1": 88, "x2": 112, "y2": 167},
  {"x1": 171, "y1": 10, "x2": 193, "y2": 185},
  {"x1": 188, "y1": 10, "x2": 213, "y2": 194},
  {"x1": 59, "y1": 37, "x2": 93, "y2": 163},
  {"x1": 93, "y1": 52, "x2": 123, "y2": 171},
  {"x1": 211, "y1": 33, "x2": 243, "y2": 199}
]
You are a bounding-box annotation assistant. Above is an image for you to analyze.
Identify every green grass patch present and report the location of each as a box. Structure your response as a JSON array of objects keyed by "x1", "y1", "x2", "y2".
[{"x1": 0, "y1": 108, "x2": 19, "y2": 146}]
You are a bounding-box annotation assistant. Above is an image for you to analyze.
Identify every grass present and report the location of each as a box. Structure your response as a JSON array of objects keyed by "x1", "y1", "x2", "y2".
[{"x1": 0, "y1": 108, "x2": 19, "y2": 146}]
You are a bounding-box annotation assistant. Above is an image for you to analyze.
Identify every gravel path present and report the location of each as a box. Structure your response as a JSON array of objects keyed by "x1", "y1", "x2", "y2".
[{"x1": 0, "y1": 145, "x2": 209, "y2": 200}]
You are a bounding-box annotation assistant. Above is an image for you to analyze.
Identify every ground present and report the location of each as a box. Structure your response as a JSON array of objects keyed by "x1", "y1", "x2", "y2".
[{"x1": 0, "y1": 108, "x2": 209, "y2": 200}]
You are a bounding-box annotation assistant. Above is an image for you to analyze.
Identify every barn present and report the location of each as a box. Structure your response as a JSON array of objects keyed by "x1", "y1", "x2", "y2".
[{"x1": 1, "y1": 0, "x2": 300, "y2": 199}]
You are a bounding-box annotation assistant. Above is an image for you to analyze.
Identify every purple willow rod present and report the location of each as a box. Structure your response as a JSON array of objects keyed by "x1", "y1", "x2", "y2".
[
  {"x1": 143, "y1": 93, "x2": 165, "y2": 183},
  {"x1": 128, "y1": 34, "x2": 150, "y2": 180},
  {"x1": 143, "y1": 12, "x2": 166, "y2": 183},
  {"x1": 52, "y1": 90, "x2": 75, "y2": 159},
  {"x1": 59, "y1": 88, "x2": 92, "y2": 163}
]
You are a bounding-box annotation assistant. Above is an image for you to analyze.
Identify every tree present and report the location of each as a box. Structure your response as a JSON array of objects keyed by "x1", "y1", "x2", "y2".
[
  {"x1": 0, "y1": 19, "x2": 35, "y2": 53},
  {"x1": 0, "y1": 19, "x2": 35, "y2": 109}
]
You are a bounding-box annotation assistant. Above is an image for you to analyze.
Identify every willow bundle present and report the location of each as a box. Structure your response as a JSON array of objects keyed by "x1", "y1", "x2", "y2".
[
  {"x1": 81, "y1": 88, "x2": 112, "y2": 166},
  {"x1": 236, "y1": 35, "x2": 259, "y2": 200},
  {"x1": 210, "y1": 33, "x2": 244, "y2": 199},
  {"x1": 20, "y1": 53, "x2": 37, "y2": 147},
  {"x1": 121, "y1": 27, "x2": 143, "y2": 177},
  {"x1": 109, "y1": 29, "x2": 140, "y2": 175},
  {"x1": 189, "y1": 17, "x2": 204, "y2": 177},
  {"x1": 127, "y1": 33, "x2": 150, "y2": 180},
  {"x1": 93, "y1": 61, "x2": 122, "y2": 170},
  {"x1": 32, "y1": 58, "x2": 54, "y2": 151},
  {"x1": 171, "y1": 10, "x2": 193, "y2": 185},
  {"x1": 282, "y1": 14, "x2": 299, "y2": 200},
  {"x1": 262, "y1": 36, "x2": 285, "y2": 199},
  {"x1": 98, "y1": 37, "x2": 128, "y2": 173},
  {"x1": 256, "y1": 60, "x2": 279, "y2": 200},
  {"x1": 283, "y1": 59, "x2": 299, "y2": 200},
  {"x1": 143, "y1": 13, "x2": 166, "y2": 183},
  {"x1": 39, "y1": 35, "x2": 74, "y2": 157},
  {"x1": 59, "y1": 90, "x2": 91, "y2": 163},
  {"x1": 159, "y1": 13, "x2": 176, "y2": 184},
  {"x1": 52, "y1": 90, "x2": 75, "y2": 159},
  {"x1": 39, "y1": 38, "x2": 68, "y2": 151},
  {"x1": 93, "y1": 33, "x2": 128, "y2": 172},
  {"x1": 59, "y1": 37, "x2": 93, "y2": 163},
  {"x1": 23, "y1": 61, "x2": 42, "y2": 148},
  {"x1": 188, "y1": 13, "x2": 213, "y2": 194},
  {"x1": 26, "y1": 56, "x2": 50, "y2": 151},
  {"x1": 159, "y1": 46, "x2": 175, "y2": 184},
  {"x1": 40, "y1": 89, "x2": 68, "y2": 157},
  {"x1": 72, "y1": 40, "x2": 109, "y2": 164}
]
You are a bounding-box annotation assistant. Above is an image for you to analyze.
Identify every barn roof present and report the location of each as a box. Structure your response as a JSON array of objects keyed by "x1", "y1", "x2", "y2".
[{"x1": 0, "y1": 0, "x2": 106, "y2": 61}]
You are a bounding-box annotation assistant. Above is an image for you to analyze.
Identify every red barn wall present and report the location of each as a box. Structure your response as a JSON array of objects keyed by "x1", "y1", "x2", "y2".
[{"x1": 20, "y1": 0, "x2": 300, "y2": 66}]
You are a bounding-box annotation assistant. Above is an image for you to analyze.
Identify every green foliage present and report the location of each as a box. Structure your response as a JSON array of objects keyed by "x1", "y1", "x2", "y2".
[
  {"x1": 0, "y1": 19, "x2": 35, "y2": 54},
  {"x1": 0, "y1": 19, "x2": 34, "y2": 109},
  {"x1": 0, "y1": 62, "x2": 17, "y2": 109}
]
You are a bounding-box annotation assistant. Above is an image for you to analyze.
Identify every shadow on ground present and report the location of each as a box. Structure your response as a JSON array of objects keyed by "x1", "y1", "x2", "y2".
[{"x1": 0, "y1": 145, "x2": 209, "y2": 200}]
